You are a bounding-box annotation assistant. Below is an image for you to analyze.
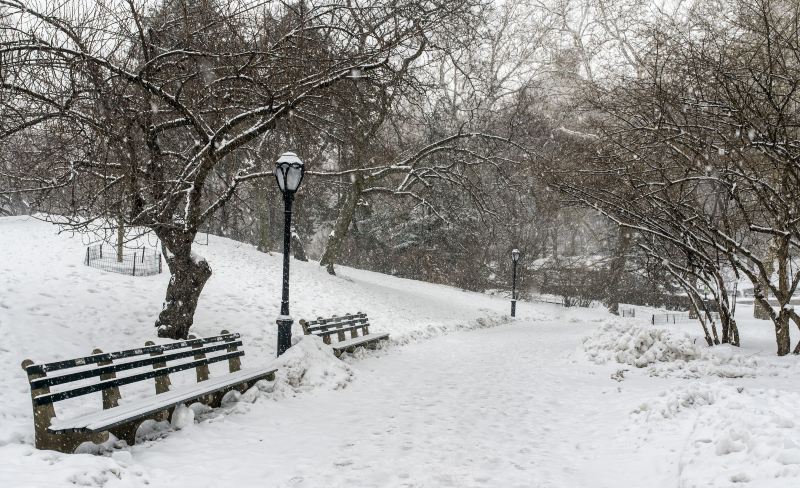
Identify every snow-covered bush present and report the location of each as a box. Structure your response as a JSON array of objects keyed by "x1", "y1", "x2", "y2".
[
  {"x1": 583, "y1": 320, "x2": 701, "y2": 367},
  {"x1": 582, "y1": 320, "x2": 757, "y2": 378}
]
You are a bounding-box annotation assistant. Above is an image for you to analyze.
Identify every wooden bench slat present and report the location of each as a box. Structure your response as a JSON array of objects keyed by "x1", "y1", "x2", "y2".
[
  {"x1": 34, "y1": 351, "x2": 244, "y2": 406},
  {"x1": 30, "y1": 341, "x2": 244, "y2": 390},
  {"x1": 314, "y1": 323, "x2": 368, "y2": 338},
  {"x1": 304, "y1": 312, "x2": 365, "y2": 323},
  {"x1": 305, "y1": 316, "x2": 367, "y2": 328},
  {"x1": 48, "y1": 366, "x2": 278, "y2": 433},
  {"x1": 305, "y1": 314, "x2": 366, "y2": 328},
  {"x1": 305, "y1": 322, "x2": 368, "y2": 334},
  {"x1": 26, "y1": 333, "x2": 240, "y2": 375}
]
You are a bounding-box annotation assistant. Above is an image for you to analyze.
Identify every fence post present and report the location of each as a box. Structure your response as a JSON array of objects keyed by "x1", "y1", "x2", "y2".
[
  {"x1": 132, "y1": 254, "x2": 136, "y2": 276},
  {"x1": 85, "y1": 247, "x2": 90, "y2": 265},
  {"x1": 141, "y1": 248, "x2": 145, "y2": 263},
  {"x1": 651, "y1": 315, "x2": 655, "y2": 325},
  {"x1": 99, "y1": 244, "x2": 103, "y2": 259},
  {"x1": 158, "y1": 254, "x2": 162, "y2": 274}
]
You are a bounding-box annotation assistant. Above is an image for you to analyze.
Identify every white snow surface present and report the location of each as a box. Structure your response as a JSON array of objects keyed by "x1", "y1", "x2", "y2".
[{"x1": 1, "y1": 216, "x2": 799, "y2": 487}]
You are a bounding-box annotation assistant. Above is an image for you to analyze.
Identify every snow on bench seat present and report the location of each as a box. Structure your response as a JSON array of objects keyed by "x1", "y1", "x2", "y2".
[
  {"x1": 49, "y1": 366, "x2": 276, "y2": 433},
  {"x1": 332, "y1": 333, "x2": 390, "y2": 353}
]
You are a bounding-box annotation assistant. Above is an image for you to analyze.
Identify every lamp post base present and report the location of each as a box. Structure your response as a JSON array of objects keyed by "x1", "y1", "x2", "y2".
[
  {"x1": 276, "y1": 316, "x2": 293, "y2": 356},
  {"x1": 511, "y1": 299, "x2": 517, "y2": 317}
]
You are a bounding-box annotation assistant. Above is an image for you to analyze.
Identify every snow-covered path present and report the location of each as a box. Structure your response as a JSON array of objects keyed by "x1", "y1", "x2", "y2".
[{"x1": 121, "y1": 322, "x2": 681, "y2": 488}]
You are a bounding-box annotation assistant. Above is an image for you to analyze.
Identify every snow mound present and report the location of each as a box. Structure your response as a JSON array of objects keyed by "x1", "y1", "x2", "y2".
[
  {"x1": 632, "y1": 383, "x2": 728, "y2": 420},
  {"x1": 582, "y1": 320, "x2": 757, "y2": 378},
  {"x1": 583, "y1": 320, "x2": 701, "y2": 367},
  {"x1": 255, "y1": 335, "x2": 354, "y2": 400},
  {"x1": 635, "y1": 384, "x2": 800, "y2": 486}
]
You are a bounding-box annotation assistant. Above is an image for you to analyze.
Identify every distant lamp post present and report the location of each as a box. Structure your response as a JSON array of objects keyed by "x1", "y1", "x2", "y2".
[
  {"x1": 273, "y1": 151, "x2": 305, "y2": 356},
  {"x1": 511, "y1": 249, "x2": 520, "y2": 317}
]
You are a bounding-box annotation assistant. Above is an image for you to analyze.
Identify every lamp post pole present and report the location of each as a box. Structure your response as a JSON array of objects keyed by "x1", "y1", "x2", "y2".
[
  {"x1": 276, "y1": 190, "x2": 294, "y2": 356},
  {"x1": 511, "y1": 248, "x2": 520, "y2": 317},
  {"x1": 273, "y1": 151, "x2": 304, "y2": 357}
]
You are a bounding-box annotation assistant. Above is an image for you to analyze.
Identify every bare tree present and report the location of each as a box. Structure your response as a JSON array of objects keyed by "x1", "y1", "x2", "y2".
[{"x1": 0, "y1": 0, "x2": 484, "y2": 339}]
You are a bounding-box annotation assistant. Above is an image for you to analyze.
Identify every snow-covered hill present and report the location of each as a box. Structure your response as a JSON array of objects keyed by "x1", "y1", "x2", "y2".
[
  {"x1": 2, "y1": 216, "x2": 800, "y2": 488},
  {"x1": 0, "y1": 215, "x2": 543, "y2": 449}
]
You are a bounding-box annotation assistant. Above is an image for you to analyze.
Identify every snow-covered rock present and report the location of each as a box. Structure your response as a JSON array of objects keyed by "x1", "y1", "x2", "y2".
[{"x1": 170, "y1": 404, "x2": 195, "y2": 430}]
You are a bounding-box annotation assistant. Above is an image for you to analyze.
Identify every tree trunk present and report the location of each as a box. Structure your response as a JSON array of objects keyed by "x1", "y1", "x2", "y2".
[
  {"x1": 319, "y1": 175, "x2": 363, "y2": 275},
  {"x1": 755, "y1": 239, "x2": 778, "y2": 320},
  {"x1": 605, "y1": 227, "x2": 630, "y2": 315},
  {"x1": 709, "y1": 269, "x2": 738, "y2": 345},
  {"x1": 291, "y1": 225, "x2": 308, "y2": 262},
  {"x1": 154, "y1": 236, "x2": 212, "y2": 340},
  {"x1": 776, "y1": 311, "x2": 791, "y2": 356},
  {"x1": 116, "y1": 218, "x2": 124, "y2": 263},
  {"x1": 752, "y1": 283, "x2": 790, "y2": 355}
]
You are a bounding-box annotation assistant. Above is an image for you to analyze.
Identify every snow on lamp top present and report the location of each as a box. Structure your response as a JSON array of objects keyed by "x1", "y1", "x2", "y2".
[
  {"x1": 511, "y1": 248, "x2": 520, "y2": 262},
  {"x1": 275, "y1": 151, "x2": 304, "y2": 193}
]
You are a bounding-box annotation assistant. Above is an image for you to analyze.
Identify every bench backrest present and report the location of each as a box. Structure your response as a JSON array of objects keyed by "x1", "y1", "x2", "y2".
[
  {"x1": 300, "y1": 312, "x2": 370, "y2": 344},
  {"x1": 21, "y1": 331, "x2": 243, "y2": 407}
]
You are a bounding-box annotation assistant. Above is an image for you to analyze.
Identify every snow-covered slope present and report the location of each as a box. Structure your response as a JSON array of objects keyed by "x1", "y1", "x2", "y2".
[{"x1": 2, "y1": 216, "x2": 800, "y2": 488}]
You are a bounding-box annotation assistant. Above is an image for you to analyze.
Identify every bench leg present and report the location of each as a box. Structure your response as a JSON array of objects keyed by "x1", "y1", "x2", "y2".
[
  {"x1": 23, "y1": 359, "x2": 109, "y2": 453},
  {"x1": 38, "y1": 430, "x2": 109, "y2": 454},
  {"x1": 108, "y1": 422, "x2": 139, "y2": 447}
]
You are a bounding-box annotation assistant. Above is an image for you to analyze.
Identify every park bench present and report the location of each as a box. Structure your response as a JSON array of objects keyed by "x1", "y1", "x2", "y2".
[
  {"x1": 21, "y1": 330, "x2": 276, "y2": 454},
  {"x1": 300, "y1": 312, "x2": 389, "y2": 357}
]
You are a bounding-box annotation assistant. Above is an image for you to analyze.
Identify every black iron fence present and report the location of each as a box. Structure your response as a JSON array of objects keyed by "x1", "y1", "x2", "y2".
[
  {"x1": 651, "y1": 312, "x2": 688, "y2": 325},
  {"x1": 85, "y1": 244, "x2": 162, "y2": 276},
  {"x1": 651, "y1": 311, "x2": 719, "y2": 325},
  {"x1": 621, "y1": 308, "x2": 636, "y2": 318}
]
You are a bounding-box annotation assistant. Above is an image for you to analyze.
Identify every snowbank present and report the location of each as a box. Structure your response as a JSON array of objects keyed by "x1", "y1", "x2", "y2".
[
  {"x1": 582, "y1": 320, "x2": 757, "y2": 378},
  {"x1": 262, "y1": 335, "x2": 353, "y2": 397},
  {"x1": 634, "y1": 383, "x2": 800, "y2": 487}
]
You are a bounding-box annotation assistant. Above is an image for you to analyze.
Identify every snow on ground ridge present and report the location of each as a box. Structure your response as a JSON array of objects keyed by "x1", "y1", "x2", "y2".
[{"x1": 633, "y1": 382, "x2": 800, "y2": 487}]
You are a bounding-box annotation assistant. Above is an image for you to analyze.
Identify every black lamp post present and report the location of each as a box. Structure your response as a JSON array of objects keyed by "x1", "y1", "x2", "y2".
[
  {"x1": 511, "y1": 248, "x2": 520, "y2": 317},
  {"x1": 273, "y1": 151, "x2": 305, "y2": 356}
]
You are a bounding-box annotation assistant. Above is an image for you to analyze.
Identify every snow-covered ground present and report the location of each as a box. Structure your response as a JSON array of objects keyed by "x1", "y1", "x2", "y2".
[{"x1": 1, "y1": 216, "x2": 799, "y2": 487}]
